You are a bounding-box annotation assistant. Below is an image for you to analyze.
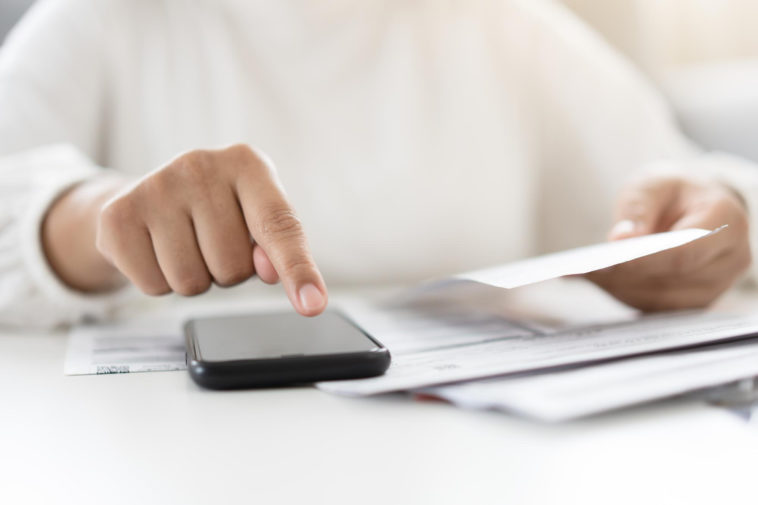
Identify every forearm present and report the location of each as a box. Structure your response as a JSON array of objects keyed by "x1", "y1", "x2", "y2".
[{"x1": 42, "y1": 175, "x2": 128, "y2": 293}]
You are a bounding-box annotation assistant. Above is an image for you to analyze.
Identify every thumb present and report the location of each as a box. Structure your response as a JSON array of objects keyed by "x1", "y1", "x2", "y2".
[{"x1": 608, "y1": 177, "x2": 677, "y2": 241}]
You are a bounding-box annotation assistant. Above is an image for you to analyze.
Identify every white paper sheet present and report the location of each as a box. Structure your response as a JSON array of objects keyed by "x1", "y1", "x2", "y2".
[
  {"x1": 425, "y1": 341, "x2": 758, "y2": 422},
  {"x1": 65, "y1": 319, "x2": 185, "y2": 375},
  {"x1": 339, "y1": 297, "x2": 538, "y2": 354},
  {"x1": 319, "y1": 307, "x2": 758, "y2": 396},
  {"x1": 451, "y1": 227, "x2": 722, "y2": 290}
]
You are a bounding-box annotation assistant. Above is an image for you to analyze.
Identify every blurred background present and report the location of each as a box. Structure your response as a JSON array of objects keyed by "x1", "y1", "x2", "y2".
[
  {"x1": 2, "y1": 0, "x2": 757, "y2": 161},
  {"x1": 564, "y1": 0, "x2": 758, "y2": 73},
  {"x1": 0, "y1": 0, "x2": 31, "y2": 43},
  {"x1": 563, "y1": 0, "x2": 758, "y2": 163}
]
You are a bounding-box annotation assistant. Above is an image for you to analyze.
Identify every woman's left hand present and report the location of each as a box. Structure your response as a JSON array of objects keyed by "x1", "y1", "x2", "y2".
[{"x1": 586, "y1": 174, "x2": 752, "y2": 311}]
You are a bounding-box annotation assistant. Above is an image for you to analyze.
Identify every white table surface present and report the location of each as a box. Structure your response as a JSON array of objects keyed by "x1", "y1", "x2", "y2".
[{"x1": 2, "y1": 283, "x2": 758, "y2": 505}]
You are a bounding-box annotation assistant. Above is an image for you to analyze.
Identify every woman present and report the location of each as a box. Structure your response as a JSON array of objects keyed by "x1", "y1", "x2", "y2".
[{"x1": 0, "y1": 0, "x2": 753, "y2": 328}]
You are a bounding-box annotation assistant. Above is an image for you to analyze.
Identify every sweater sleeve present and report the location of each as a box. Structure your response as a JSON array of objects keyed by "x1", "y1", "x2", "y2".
[
  {"x1": 688, "y1": 152, "x2": 758, "y2": 284},
  {"x1": 0, "y1": 0, "x2": 129, "y2": 328},
  {"x1": 523, "y1": 0, "x2": 758, "y2": 282}
]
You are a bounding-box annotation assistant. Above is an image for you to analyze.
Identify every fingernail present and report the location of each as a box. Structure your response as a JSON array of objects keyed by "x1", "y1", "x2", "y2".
[
  {"x1": 610, "y1": 219, "x2": 637, "y2": 238},
  {"x1": 298, "y1": 283, "x2": 325, "y2": 313}
]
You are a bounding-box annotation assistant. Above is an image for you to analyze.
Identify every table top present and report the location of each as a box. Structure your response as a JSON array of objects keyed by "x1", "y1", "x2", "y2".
[{"x1": 2, "y1": 283, "x2": 758, "y2": 505}]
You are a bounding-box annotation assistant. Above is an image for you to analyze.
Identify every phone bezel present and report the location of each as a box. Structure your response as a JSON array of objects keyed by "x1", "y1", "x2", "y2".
[{"x1": 184, "y1": 311, "x2": 391, "y2": 390}]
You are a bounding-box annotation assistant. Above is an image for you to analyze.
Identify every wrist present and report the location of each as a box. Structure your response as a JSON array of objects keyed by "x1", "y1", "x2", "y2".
[{"x1": 42, "y1": 175, "x2": 128, "y2": 293}]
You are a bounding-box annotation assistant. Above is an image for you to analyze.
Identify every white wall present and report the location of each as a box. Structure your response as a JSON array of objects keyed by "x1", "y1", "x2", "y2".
[{"x1": 562, "y1": 0, "x2": 758, "y2": 76}]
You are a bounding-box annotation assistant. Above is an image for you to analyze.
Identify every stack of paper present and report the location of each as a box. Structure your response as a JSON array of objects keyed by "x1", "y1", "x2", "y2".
[
  {"x1": 425, "y1": 341, "x2": 758, "y2": 422},
  {"x1": 318, "y1": 227, "x2": 758, "y2": 420}
]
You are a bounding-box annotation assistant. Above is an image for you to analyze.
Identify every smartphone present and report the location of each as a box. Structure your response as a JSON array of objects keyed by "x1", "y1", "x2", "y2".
[{"x1": 184, "y1": 310, "x2": 390, "y2": 389}]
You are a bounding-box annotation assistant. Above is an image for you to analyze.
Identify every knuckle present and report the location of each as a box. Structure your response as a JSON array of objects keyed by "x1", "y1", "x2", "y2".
[
  {"x1": 182, "y1": 148, "x2": 213, "y2": 166},
  {"x1": 225, "y1": 143, "x2": 256, "y2": 160},
  {"x1": 708, "y1": 193, "x2": 739, "y2": 218},
  {"x1": 98, "y1": 196, "x2": 135, "y2": 230},
  {"x1": 150, "y1": 150, "x2": 216, "y2": 195},
  {"x1": 96, "y1": 198, "x2": 138, "y2": 255},
  {"x1": 139, "y1": 170, "x2": 176, "y2": 202},
  {"x1": 626, "y1": 173, "x2": 674, "y2": 194},
  {"x1": 175, "y1": 150, "x2": 214, "y2": 184},
  {"x1": 260, "y1": 206, "x2": 303, "y2": 240},
  {"x1": 213, "y1": 261, "x2": 255, "y2": 287},
  {"x1": 94, "y1": 231, "x2": 116, "y2": 260},
  {"x1": 279, "y1": 255, "x2": 314, "y2": 278},
  {"x1": 146, "y1": 150, "x2": 223, "y2": 204},
  {"x1": 616, "y1": 192, "x2": 651, "y2": 220},
  {"x1": 230, "y1": 145, "x2": 277, "y2": 181},
  {"x1": 226, "y1": 144, "x2": 261, "y2": 171},
  {"x1": 617, "y1": 174, "x2": 680, "y2": 214},
  {"x1": 226, "y1": 143, "x2": 272, "y2": 168},
  {"x1": 173, "y1": 273, "x2": 212, "y2": 297},
  {"x1": 138, "y1": 280, "x2": 172, "y2": 297}
]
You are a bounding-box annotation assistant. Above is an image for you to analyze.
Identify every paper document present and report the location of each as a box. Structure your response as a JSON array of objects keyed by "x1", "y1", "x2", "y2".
[
  {"x1": 65, "y1": 320, "x2": 185, "y2": 375},
  {"x1": 450, "y1": 227, "x2": 721, "y2": 290},
  {"x1": 319, "y1": 306, "x2": 758, "y2": 396},
  {"x1": 425, "y1": 340, "x2": 758, "y2": 422}
]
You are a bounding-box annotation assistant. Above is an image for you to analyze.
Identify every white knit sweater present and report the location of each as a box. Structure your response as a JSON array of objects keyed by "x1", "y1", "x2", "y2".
[{"x1": 1, "y1": 0, "x2": 757, "y2": 327}]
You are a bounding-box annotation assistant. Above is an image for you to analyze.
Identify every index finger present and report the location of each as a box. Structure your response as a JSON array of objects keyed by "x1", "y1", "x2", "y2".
[{"x1": 232, "y1": 149, "x2": 328, "y2": 316}]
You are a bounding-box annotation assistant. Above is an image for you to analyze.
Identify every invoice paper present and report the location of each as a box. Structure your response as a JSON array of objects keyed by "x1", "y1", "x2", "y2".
[
  {"x1": 65, "y1": 319, "x2": 185, "y2": 375},
  {"x1": 318, "y1": 306, "x2": 758, "y2": 396},
  {"x1": 425, "y1": 340, "x2": 758, "y2": 422},
  {"x1": 449, "y1": 227, "x2": 722, "y2": 290}
]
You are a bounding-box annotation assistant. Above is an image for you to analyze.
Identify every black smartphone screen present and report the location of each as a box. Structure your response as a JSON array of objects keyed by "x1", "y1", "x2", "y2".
[
  {"x1": 185, "y1": 310, "x2": 390, "y2": 389},
  {"x1": 190, "y1": 311, "x2": 380, "y2": 362}
]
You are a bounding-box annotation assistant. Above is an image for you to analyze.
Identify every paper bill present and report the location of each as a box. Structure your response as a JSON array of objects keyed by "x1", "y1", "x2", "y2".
[
  {"x1": 425, "y1": 340, "x2": 758, "y2": 422},
  {"x1": 451, "y1": 227, "x2": 723, "y2": 290},
  {"x1": 319, "y1": 305, "x2": 758, "y2": 396},
  {"x1": 65, "y1": 319, "x2": 185, "y2": 375}
]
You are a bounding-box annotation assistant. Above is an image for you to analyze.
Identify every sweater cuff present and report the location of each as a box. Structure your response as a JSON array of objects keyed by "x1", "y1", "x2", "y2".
[
  {"x1": 693, "y1": 152, "x2": 758, "y2": 284},
  {"x1": 16, "y1": 144, "x2": 127, "y2": 321}
]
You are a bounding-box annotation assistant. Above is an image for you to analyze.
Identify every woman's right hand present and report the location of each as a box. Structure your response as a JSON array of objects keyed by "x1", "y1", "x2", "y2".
[{"x1": 42, "y1": 144, "x2": 328, "y2": 316}]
